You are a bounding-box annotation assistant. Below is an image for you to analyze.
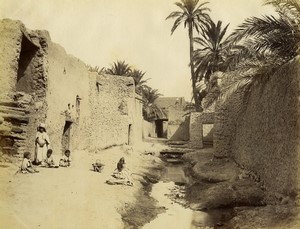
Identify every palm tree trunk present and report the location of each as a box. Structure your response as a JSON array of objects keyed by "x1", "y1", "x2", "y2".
[{"x1": 189, "y1": 23, "x2": 201, "y2": 111}]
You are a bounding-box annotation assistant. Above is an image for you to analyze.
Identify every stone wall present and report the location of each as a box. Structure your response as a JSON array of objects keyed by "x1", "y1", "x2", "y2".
[{"x1": 215, "y1": 56, "x2": 300, "y2": 201}]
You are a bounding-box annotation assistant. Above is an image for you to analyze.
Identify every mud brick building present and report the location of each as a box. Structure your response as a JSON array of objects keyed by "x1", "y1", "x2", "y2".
[{"x1": 0, "y1": 19, "x2": 143, "y2": 158}]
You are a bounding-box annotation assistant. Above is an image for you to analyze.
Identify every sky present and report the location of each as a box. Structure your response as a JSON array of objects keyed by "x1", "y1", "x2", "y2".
[{"x1": 0, "y1": 0, "x2": 276, "y2": 101}]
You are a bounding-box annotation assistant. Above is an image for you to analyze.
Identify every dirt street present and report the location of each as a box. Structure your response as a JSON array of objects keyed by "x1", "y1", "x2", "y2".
[{"x1": 0, "y1": 143, "x2": 165, "y2": 229}]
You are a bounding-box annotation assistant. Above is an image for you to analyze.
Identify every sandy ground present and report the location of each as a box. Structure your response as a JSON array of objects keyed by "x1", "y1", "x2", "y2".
[{"x1": 0, "y1": 143, "x2": 166, "y2": 229}]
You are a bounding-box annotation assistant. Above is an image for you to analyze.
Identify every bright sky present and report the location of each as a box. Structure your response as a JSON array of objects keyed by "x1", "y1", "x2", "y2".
[{"x1": 0, "y1": 0, "x2": 275, "y2": 101}]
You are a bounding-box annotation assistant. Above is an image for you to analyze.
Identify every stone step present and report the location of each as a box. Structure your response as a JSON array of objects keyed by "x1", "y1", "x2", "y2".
[
  {"x1": 0, "y1": 101, "x2": 20, "y2": 107},
  {"x1": 160, "y1": 148, "x2": 194, "y2": 155},
  {"x1": 0, "y1": 105, "x2": 28, "y2": 113},
  {"x1": 0, "y1": 146, "x2": 18, "y2": 155},
  {"x1": 1, "y1": 114, "x2": 29, "y2": 124},
  {"x1": 167, "y1": 140, "x2": 188, "y2": 146},
  {"x1": 0, "y1": 108, "x2": 26, "y2": 116}
]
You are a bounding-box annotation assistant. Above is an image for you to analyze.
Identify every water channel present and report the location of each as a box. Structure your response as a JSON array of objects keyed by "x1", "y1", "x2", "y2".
[{"x1": 143, "y1": 159, "x2": 232, "y2": 229}]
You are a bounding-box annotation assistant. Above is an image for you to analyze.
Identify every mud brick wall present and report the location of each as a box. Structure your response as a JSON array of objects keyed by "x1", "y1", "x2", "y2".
[
  {"x1": 167, "y1": 106, "x2": 189, "y2": 141},
  {"x1": 214, "y1": 56, "x2": 300, "y2": 201},
  {"x1": 86, "y1": 74, "x2": 136, "y2": 151},
  {"x1": 0, "y1": 19, "x2": 48, "y2": 158},
  {"x1": 0, "y1": 19, "x2": 23, "y2": 100},
  {"x1": 189, "y1": 112, "x2": 203, "y2": 148},
  {"x1": 214, "y1": 90, "x2": 245, "y2": 158},
  {"x1": 143, "y1": 120, "x2": 156, "y2": 138},
  {"x1": 45, "y1": 40, "x2": 142, "y2": 154},
  {"x1": 232, "y1": 57, "x2": 300, "y2": 200},
  {"x1": 189, "y1": 112, "x2": 214, "y2": 148},
  {"x1": 0, "y1": 19, "x2": 143, "y2": 159}
]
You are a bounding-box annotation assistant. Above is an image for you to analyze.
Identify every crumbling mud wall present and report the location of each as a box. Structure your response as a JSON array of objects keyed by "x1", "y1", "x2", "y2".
[
  {"x1": 0, "y1": 19, "x2": 143, "y2": 159},
  {"x1": 0, "y1": 19, "x2": 48, "y2": 158},
  {"x1": 214, "y1": 56, "x2": 300, "y2": 202}
]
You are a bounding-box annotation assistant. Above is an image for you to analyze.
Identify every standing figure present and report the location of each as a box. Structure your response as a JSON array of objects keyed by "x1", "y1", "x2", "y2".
[{"x1": 35, "y1": 123, "x2": 50, "y2": 165}]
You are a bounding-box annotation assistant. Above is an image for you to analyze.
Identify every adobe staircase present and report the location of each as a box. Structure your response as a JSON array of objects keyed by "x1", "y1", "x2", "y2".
[
  {"x1": 0, "y1": 96, "x2": 31, "y2": 157},
  {"x1": 160, "y1": 140, "x2": 193, "y2": 163}
]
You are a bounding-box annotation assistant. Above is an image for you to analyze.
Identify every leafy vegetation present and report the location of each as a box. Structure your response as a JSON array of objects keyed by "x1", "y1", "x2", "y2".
[{"x1": 166, "y1": 0, "x2": 210, "y2": 111}]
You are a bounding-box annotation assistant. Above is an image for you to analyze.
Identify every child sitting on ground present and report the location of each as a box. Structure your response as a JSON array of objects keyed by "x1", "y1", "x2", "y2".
[
  {"x1": 42, "y1": 149, "x2": 58, "y2": 168},
  {"x1": 92, "y1": 159, "x2": 104, "y2": 172},
  {"x1": 59, "y1": 150, "x2": 71, "y2": 167},
  {"x1": 106, "y1": 157, "x2": 133, "y2": 186},
  {"x1": 21, "y1": 152, "x2": 39, "y2": 173}
]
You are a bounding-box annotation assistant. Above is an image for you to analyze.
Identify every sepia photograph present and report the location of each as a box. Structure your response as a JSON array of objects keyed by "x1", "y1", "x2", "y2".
[{"x1": 0, "y1": 0, "x2": 299, "y2": 228}]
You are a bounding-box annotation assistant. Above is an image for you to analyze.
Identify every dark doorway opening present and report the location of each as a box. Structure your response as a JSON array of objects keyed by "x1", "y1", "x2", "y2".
[
  {"x1": 155, "y1": 120, "x2": 164, "y2": 138},
  {"x1": 61, "y1": 121, "x2": 72, "y2": 153},
  {"x1": 16, "y1": 34, "x2": 38, "y2": 92},
  {"x1": 128, "y1": 124, "x2": 132, "y2": 145}
]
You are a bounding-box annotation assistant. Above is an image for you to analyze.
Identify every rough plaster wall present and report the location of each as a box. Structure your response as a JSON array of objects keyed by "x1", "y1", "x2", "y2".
[
  {"x1": 232, "y1": 57, "x2": 300, "y2": 200},
  {"x1": 87, "y1": 74, "x2": 135, "y2": 150},
  {"x1": 133, "y1": 96, "x2": 143, "y2": 143},
  {"x1": 45, "y1": 40, "x2": 90, "y2": 156},
  {"x1": 189, "y1": 112, "x2": 215, "y2": 148},
  {"x1": 143, "y1": 120, "x2": 155, "y2": 138},
  {"x1": 168, "y1": 115, "x2": 190, "y2": 141},
  {"x1": 0, "y1": 20, "x2": 48, "y2": 158},
  {"x1": 214, "y1": 90, "x2": 245, "y2": 158},
  {"x1": 189, "y1": 112, "x2": 203, "y2": 148},
  {"x1": 0, "y1": 19, "x2": 23, "y2": 100},
  {"x1": 167, "y1": 106, "x2": 188, "y2": 140}
]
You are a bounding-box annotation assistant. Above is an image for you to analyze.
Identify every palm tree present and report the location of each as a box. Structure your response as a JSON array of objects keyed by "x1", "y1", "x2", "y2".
[
  {"x1": 86, "y1": 65, "x2": 106, "y2": 74},
  {"x1": 216, "y1": 0, "x2": 300, "y2": 104},
  {"x1": 105, "y1": 60, "x2": 132, "y2": 76},
  {"x1": 141, "y1": 85, "x2": 163, "y2": 106},
  {"x1": 141, "y1": 85, "x2": 163, "y2": 121},
  {"x1": 130, "y1": 69, "x2": 150, "y2": 94},
  {"x1": 194, "y1": 19, "x2": 229, "y2": 82},
  {"x1": 166, "y1": 0, "x2": 210, "y2": 111},
  {"x1": 193, "y1": 19, "x2": 229, "y2": 107}
]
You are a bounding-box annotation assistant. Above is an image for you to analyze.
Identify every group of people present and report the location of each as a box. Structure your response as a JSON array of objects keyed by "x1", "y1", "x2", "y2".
[
  {"x1": 20, "y1": 123, "x2": 71, "y2": 173},
  {"x1": 20, "y1": 123, "x2": 134, "y2": 186}
]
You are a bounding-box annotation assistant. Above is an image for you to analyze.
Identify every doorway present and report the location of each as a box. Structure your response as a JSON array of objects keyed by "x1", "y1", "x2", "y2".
[
  {"x1": 155, "y1": 120, "x2": 164, "y2": 138},
  {"x1": 128, "y1": 124, "x2": 133, "y2": 145},
  {"x1": 61, "y1": 121, "x2": 72, "y2": 153}
]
